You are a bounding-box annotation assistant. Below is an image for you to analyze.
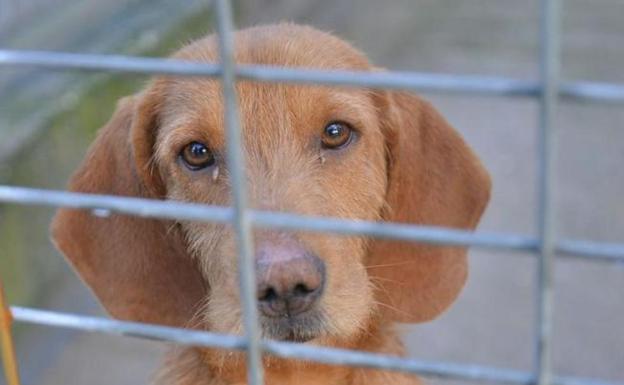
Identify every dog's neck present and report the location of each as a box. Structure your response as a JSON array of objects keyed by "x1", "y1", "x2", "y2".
[{"x1": 153, "y1": 322, "x2": 421, "y2": 385}]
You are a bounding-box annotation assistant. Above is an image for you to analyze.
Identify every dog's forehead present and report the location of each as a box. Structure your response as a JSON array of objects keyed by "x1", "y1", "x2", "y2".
[
  {"x1": 156, "y1": 24, "x2": 377, "y2": 148},
  {"x1": 174, "y1": 23, "x2": 372, "y2": 70}
]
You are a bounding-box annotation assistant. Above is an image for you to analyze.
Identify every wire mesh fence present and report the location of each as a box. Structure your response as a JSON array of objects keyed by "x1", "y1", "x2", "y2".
[{"x1": 1, "y1": 0, "x2": 623, "y2": 385}]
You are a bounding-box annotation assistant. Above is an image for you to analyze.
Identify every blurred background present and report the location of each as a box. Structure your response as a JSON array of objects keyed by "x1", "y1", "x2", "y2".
[{"x1": 0, "y1": 0, "x2": 622, "y2": 384}]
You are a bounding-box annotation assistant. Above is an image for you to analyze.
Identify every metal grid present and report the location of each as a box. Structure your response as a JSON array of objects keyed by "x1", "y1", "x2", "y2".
[{"x1": 1, "y1": 0, "x2": 623, "y2": 384}]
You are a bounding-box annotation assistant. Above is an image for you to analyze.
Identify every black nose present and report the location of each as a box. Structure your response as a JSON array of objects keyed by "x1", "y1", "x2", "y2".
[{"x1": 255, "y1": 243, "x2": 325, "y2": 317}]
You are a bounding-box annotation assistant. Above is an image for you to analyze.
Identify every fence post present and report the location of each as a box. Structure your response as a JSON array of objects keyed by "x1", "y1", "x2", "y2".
[
  {"x1": 213, "y1": 1, "x2": 265, "y2": 384},
  {"x1": 535, "y1": 0, "x2": 562, "y2": 384}
]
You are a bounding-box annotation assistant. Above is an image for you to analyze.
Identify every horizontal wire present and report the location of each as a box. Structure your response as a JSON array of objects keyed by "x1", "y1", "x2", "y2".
[
  {"x1": 1, "y1": 49, "x2": 624, "y2": 102},
  {"x1": 10, "y1": 307, "x2": 622, "y2": 385},
  {"x1": 0, "y1": 185, "x2": 622, "y2": 262},
  {"x1": 557, "y1": 239, "x2": 624, "y2": 264}
]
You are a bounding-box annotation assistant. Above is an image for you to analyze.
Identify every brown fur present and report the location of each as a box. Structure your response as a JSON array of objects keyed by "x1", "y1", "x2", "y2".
[{"x1": 51, "y1": 24, "x2": 491, "y2": 385}]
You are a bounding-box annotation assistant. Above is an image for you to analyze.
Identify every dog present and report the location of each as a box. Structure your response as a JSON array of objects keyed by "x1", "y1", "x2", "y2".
[{"x1": 51, "y1": 23, "x2": 491, "y2": 385}]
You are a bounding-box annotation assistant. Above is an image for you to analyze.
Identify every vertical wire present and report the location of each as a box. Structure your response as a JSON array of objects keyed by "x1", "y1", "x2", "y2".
[
  {"x1": 0, "y1": 280, "x2": 21, "y2": 385},
  {"x1": 535, "y1": 0, "x2": 562, "y2": 384},
  {"x1": 213, "y1": 0, "x2": 264, "y2": 384}
]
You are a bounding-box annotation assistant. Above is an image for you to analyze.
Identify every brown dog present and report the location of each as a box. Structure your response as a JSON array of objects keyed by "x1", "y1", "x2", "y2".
[{"x1": 51, "y1": 23, "x2": 491, "y2": 385}]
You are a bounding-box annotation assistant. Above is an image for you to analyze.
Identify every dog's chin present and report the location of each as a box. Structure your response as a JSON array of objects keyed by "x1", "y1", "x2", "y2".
[{"x1": 260, "y1": 310, "x2": 326, "y2": 343}]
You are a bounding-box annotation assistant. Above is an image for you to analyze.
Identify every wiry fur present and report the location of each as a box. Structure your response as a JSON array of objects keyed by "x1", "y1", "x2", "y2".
[{"x1": 50, "y1": 23, "x2": 491, "y2": 385}]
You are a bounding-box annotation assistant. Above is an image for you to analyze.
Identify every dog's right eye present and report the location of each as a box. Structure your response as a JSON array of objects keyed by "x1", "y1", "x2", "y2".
[
  {"x1": 180, "y1": 142, "x2": 216, "y2": 170},
  {"x1": 321, "y1": 122, "x2": 354, "y2": 150}
]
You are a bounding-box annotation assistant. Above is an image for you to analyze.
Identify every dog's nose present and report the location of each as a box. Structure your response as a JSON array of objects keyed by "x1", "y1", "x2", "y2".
[{"x1": 255, "y1": 242, "x2": 325, "y2": 317}]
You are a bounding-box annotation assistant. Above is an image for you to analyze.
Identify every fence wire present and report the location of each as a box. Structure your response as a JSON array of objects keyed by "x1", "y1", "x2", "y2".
[
  {"x1": 1, "y1": 1, "x2": 623, "y2": 385},
  {"x1": 1, "y1": 50, "x2": 624, "y2": 103}
]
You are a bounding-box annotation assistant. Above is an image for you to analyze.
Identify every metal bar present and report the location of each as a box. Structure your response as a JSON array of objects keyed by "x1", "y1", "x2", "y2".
[
  {"x1": 0, "y1": 281, "x2": 21, "y2": 385},
  {"x1": 10, "y1": 306, "x2": 624, "y2": 385},
  {"x1": 0, "y1": 49, "x2": 537, "y2": 95},
  {"x1": 0, "y1": 184, "x2": 538, "y2": 252},
  {"x1": 535, "y1": 0, "x2": 562, "y2": 384},
  {"x1": 556, "y1": 239, "x2": 624, "y2": 263},
  {"x1": 560, "y1": 82, "x2": 624, "y2": 103},
  {"x1": 212, "y1": 1, "x2": 264, "y2": 384},
  {"x1": 2, "y1": 49, "x2": 624, "y2": 102},
  {"x1": 251, "y1": 209, "x2": 537, "y2": 251},
  {"x1": 236, "y1": 65, "x2": 537, "y2": 97},
  {"x1": 0, "y1": 50, "x2": 223, "y2": 76},
  {"x1": 0, "y1": 185, "x2": 623, "y2": 261},
  {"x1": 0, "y1": 186, "x2": 234, "y2": 223},
  {"x1": 11, "y1": 306, "x2": 246, "y2": 350}
]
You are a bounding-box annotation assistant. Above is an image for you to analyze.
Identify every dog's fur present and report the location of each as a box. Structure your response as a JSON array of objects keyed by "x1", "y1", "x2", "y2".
[{"x1": 51, "y1": 24, "x2": 491, "y2": 385}]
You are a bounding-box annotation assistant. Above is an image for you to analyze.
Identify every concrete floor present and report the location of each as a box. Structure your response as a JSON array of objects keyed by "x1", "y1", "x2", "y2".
[{"x1": 6, "y1": 1, "x2": 624, "y2": 384}]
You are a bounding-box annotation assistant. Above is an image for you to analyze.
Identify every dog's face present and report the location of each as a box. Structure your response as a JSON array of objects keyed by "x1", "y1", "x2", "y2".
[
  {"x1": 146, "y1": 29, "x2": 387, "y2": 343},
  {"x1": 52, "y1": 23, "x2": 491, "y2": 357}
]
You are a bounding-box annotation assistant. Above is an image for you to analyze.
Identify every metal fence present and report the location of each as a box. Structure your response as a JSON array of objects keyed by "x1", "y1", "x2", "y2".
[{"x1": 0, "y1": 0, "x2": 623, "y2": 385}]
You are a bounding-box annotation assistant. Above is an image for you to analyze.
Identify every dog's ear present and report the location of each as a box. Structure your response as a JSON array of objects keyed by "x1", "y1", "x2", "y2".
[
  {"x1": 369, "y1": 91, "x2": 491, "y2": 323},
  {"x1": 51, "y1": 93, "x2": 205, "y2": 327}
]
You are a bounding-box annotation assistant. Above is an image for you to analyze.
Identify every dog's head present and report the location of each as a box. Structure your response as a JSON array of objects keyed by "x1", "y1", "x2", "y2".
[{"x1": 52, "y1": 24, "x2": 490, "y2": 350}]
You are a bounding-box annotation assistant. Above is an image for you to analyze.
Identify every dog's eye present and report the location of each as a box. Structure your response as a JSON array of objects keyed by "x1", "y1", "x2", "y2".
[
  {"x1": 180, "y1": 142, "x2": 215, "y2": 170},
  {"x1": 321, "y1": 122, "x2": 353, "y2": 149}
]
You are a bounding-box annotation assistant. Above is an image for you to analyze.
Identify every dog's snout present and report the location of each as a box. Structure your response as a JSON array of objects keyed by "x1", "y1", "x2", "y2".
[{"x1": 256, "y1": 243, "x2": 325, "y2": 317}]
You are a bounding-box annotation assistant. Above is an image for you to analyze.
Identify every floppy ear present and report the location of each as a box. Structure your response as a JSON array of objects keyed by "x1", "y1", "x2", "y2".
[
  {"x1": 51, "y1": 95, "x2": 206, "y2": 327},
  {"x1": 368, "y1": 91, "x2": 491, "y2": 323}
]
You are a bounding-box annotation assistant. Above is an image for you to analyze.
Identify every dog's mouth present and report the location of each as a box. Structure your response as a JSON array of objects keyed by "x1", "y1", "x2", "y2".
[{"x1": 260, "y1": 310, "x2": 326, "y2": 343}]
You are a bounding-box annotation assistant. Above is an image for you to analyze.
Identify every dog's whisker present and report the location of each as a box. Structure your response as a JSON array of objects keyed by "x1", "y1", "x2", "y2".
[
  {"x1": 368, "y1": 275, "x2": 408, "y2": 286},
  {"x1": 164, "y1": 222, "x2": 179, "y2": 237},
  {"x1": 367, "y1": 278, "x2": 397, "y2": 305},
  {"x1": 372, "y1": 300, "x2": 414, "y2": 319},
  {"x1": 365, "y1": 260, "x2": 421, "y2": 269}
]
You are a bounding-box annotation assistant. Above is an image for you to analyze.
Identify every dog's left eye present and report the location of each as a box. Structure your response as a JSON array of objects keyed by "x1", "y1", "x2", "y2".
[
  {"x1": 180, "y1": 142, "x2": 216, "y2": 170},
  {"x1": 321, "y1": 122, "x2": 353, "y2": 149}
]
